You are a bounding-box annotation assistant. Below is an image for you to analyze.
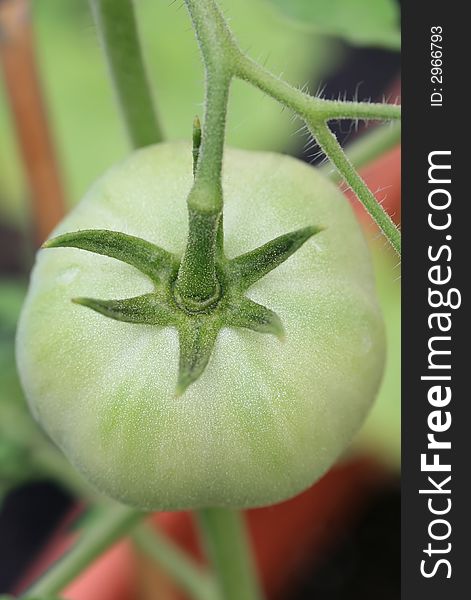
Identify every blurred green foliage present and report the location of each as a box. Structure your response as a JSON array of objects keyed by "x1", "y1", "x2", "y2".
[
  {"x1": 0, "y1": 280, "x2": 36, "y2": 503},
  {"x1": 267, "y1": 0, "x2": 400, "y2": 50}
]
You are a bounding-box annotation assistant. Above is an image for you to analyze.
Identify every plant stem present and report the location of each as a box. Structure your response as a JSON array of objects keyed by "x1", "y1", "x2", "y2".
[
  {"x1": 312, "y1": 122, "x2": 401, "y2": 255},
  {"x1": 89, "y1": 0, "x2": 164, "y2": 148},
  {"x1": 22, "y1": 504, "x2": 142, "y2": 598},
  {"x1": 235, "y1": 54, "x2": 401, "y2": 122},
  {"x1": 195, "y1": 509, "x2": 262, "y2": 600},
  {"x1": 133, "y1": 524, "x2": 218, "y2": 600},
  {"x1": 175, "y1": 0, "x2": 235, "y2": 307},
  {"x1": 175, "y1": 72, "x2": 230, "y2": 306},
  {"x1": 322, "y1": 122, "x2": 401, "y2": 182},
  {"x1": 183, "y1": 0, "x2": 237, "y2": 66},
  {"x1": 233, "y1": 41, "x2": 401, "y2": 253}
]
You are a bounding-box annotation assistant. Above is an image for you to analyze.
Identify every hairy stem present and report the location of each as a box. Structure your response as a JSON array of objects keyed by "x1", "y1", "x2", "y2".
[
  {"x1": 312, "y1": 122, "x2": 401, "y2": 255},
  {"x1": 89, "y1": 0, "x2": 164, "y2": 148},
  {"x1": 322, "y1": 122, "x2": 401, "y2": 182},
  {"x1": 133, "y1": 524, "x2": 218, "y2": 600},
  {"x1": 23, "y1": 504, "x2": 142, "y2": 598},
  {"x1": 196, "y1": 509, "x2": 262, "y2": 600},
  {"x1": 235, "y1": 54, "x2": 401, "y2": 122},
  {"x1": 232, "y1": 39, "x2": 401, "y2": 254}
]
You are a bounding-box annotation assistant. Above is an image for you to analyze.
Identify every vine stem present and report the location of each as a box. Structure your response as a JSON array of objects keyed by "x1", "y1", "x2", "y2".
[
  {"x1": 133, "y1": 524, "x2": 218, "y2": 600},
  {"x1": 311, "y1": 122, "x2": 401, "y2": 255},
  {"x1": 322, "y1": 122, "x2": 401, "y2": 182},
  {"x1": 22, "y1": 504, "x2": 142, "y2": 598},
  {"x1": 195, "y1": 509, "x2": 262, "y2": 600},
  {"x1": 179, "y1": 0, "x2": 401, "y2": 255},
  {"x1": 89, "y1": 0, "x2": 164, "y2": 147},
  {"x1": 235, "y1": 55, "x2": 401, "y2": 123},
  {"x1": 234, "y1": 54, "x2": 401, "y2": 255}
]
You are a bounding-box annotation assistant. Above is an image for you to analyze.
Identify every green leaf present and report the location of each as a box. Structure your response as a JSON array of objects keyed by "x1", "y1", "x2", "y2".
[{"x1": 268, "y1": 0, "x2": 400, "y2": 50}]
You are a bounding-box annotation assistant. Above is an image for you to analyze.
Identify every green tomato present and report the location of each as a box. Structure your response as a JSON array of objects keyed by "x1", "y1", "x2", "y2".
[{"x1": 16, "y1": 142, "x2": 385, "y2": 510}]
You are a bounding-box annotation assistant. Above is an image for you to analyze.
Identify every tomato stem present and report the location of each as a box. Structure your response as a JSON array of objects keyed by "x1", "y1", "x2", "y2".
[
  {"x1": 233, "y1": 54, "x2": 401, "y2": 255},
  {"x1": 22, "y1": 504, "x2": 142, "y2": 598},
  {"x1": 192, "y1": 0, "x2": 401, "y2": 253},
  {"x1": 133, "y1": 524, "x2": 218, "y2": 600},
  {"x1": 196, "y1": 508, "x2": 263, "y2": 600},
  {"x1": 175, "y1": 0, "x2": 235, "y2": 308},
  {"x1": 310, "y1": 122, "x2": 401, "y2": 255},
  {"x1": 235, "y1": 53, "x2": 401, "y2": 122},
  {"x1": 321, "y1": 122, "x2": 401, "y2": 182},
  {"x1": 89, "y1": 0, "x2": 164, "y2": 148}
]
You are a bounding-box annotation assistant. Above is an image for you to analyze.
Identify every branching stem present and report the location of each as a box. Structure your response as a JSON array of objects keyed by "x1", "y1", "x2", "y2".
[
  {"x1": 322, "y1": 122, "x2": 401, "y2": 182},
  {"x1": 179, "y1": 0, "x2": 401, "y2": 263},
  {"x1": 235, "y1": 55, "x2": 401, "y2": 123},
  {"x1": 312, "y1": 122, "x2": 401, "y2": 255}
]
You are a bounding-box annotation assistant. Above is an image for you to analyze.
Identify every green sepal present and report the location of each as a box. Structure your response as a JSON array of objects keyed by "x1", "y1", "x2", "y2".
[
  {"x1": 44, "y1": 229, "x2": 177, "y2": 284},
  {"x1": 43, "y1": 222, "x2": 322, "y2": 395},
  {"x1": 227, "y1": 225, "x2": 322, "y2": 289},
  {"x1": 72, "y1": 293, "x2": 176, "y2": 326},
  {"x1": 176, "y1": 317, "x2": 219, "y2": 397},
  {"x1": 224, "y1": 297, "x2": 284, "y2": 339}
]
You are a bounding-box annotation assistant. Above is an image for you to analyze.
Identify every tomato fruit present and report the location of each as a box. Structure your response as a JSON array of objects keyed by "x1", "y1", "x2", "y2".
[{"x1": 16, "y1": 142, "x2": 385, "y2": 510}]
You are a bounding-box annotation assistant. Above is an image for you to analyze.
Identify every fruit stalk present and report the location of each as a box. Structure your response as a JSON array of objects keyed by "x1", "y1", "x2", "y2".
[
  {"x1": 196, "y1": 509, "x2": 262, "y2": 600},
  {"x1": 174, "y1": 0, "x2": 237, "y2": 309},
  {"x1": 175, "y1": 70, "x2": 230, "y2": 307}
]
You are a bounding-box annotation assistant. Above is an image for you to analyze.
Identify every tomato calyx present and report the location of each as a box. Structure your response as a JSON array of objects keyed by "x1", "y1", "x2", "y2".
[{"x1": 43, "y1": 224, "x2": 322, "y2": 395}]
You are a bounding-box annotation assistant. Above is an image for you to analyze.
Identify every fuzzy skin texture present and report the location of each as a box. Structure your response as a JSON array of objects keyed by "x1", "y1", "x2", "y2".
[{"x1": 16, "y1": 142, "x2": 385, "y2": 510}]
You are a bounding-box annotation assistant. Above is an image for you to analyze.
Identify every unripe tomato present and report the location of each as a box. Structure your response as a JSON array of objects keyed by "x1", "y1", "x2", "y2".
[{"x1": 16, "y1": 142, "x2": 385, "y2": 510}]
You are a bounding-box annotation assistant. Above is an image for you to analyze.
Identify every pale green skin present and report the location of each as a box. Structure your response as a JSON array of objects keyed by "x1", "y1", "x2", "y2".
[{"x1": 16, "y1": 142, "x2": 385, "y2": 510}]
